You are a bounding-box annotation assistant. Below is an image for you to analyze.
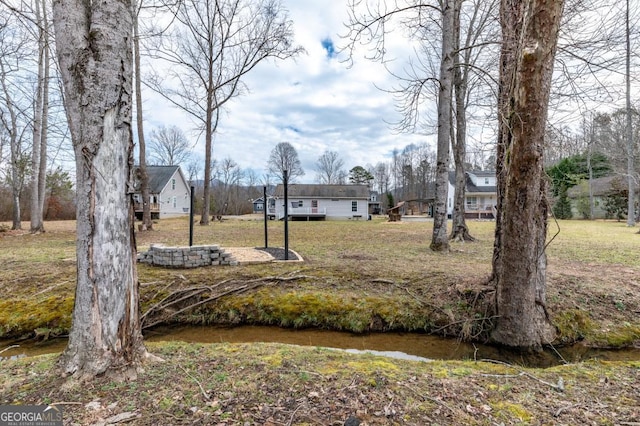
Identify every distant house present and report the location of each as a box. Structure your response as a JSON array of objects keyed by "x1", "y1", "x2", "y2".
[
  {"x1": 567, "y1": 175, "x2": 633, "y2": 219},
  {"x1": 252, "y1": 197, "x2": 265, "y2": 214},
  {"x1": 133, "y1": 165, "x2": 190, "y2": 219},
  {"x1": 269, "y1": 184, "x2": 370, "y2": 220},
  {"x1": 447, "y1": 170, "x2": 497, "y2": 219}
]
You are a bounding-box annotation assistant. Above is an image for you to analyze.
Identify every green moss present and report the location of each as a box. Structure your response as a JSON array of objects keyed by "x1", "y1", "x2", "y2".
[
  {"x1": 553, "y1": 309, "x2": 595, "y2": 344},
  {"x1": 490, "y1": 401, "x2": 533, "y2": 423},
  {"x1": 193, "y1": 289, "x2": 430, "y2": 333},
  {"x1": 0, "y1": 296, "x2": 73, "y2": 338}
]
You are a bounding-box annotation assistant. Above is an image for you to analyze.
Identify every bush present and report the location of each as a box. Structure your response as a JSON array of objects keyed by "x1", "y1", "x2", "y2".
[{"x1": 552, "y1": 189, "x2": 572, "y2": 219}]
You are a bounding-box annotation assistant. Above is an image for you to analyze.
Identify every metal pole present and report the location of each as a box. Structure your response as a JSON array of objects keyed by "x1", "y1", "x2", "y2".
[
  {"x1": 189, "y1": 185, "x2": 195, "y2": 246},
  {"x1": 263, "y1": 185, "x2": 268, "y2": 248},
  {"x1": 283, "y1": 170, "x2": 289, "y2": 260}
]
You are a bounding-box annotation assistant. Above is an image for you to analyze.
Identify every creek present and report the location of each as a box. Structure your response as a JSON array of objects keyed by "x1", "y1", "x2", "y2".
[{"x1": 2, "y1": 325, "x2": 639, "y2": 367}]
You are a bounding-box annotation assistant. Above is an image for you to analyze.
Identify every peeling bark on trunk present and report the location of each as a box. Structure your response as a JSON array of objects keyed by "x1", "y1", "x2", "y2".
[
  {"x1": 53, "y1": 0, "x2": 148, "y2": 378},
  {"x1": 491, "y1": 0, "x2": 563, "y2": 350},
  {"x1": 430, "y1": 0, "x2": 454, "y2": 252}
]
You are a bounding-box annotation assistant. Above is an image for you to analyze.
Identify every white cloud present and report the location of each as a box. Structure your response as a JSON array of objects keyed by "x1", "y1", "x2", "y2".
[{"x1": 140, "y1": 0, "x2": 434, "y2": 183}]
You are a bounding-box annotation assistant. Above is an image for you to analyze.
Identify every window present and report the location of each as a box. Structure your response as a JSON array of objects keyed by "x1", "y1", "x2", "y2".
[
  {"x1": 298, "y1": 200, "x2": 303, "y2": 207},
  {"x1": 484, "y1": 177, "x2": 489, "y2": 184},
  {"x1": 172, "y1": 196, "x2": 177, "y2": 208},
  {"x1": 171, "y1": 178, "x2": 176, "y2": 190},
  {"x1": 466, "y1": 196, "x2": 477, "y2": 210},
  {"x1": 352, "y1": 201, "x2": 358, "y2": 212},
  {"x1": 311, "y1": 200, "x2": 318, "y2": 208}
]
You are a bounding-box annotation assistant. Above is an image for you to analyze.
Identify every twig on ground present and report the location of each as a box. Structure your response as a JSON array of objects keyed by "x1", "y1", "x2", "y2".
[
  {"x1": 479, "y1": 359, "x2": 565, "y2": 392},
  {"x1": 287, "y1": 403, "x2": 305, "y2": 426},
  {"x1": 0, "y1": 345, "x2": 19, "y2": 355},
  {"x1": 178, "y1": 365, "x2": 209, "y2": 401}
]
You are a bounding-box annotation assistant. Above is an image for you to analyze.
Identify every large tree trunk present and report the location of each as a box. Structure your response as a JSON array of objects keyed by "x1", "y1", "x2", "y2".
[
  {"x1": 53, "y1": 0, "x2": 148, "y2": 378},
  {"x1": 430, "y1": 0, "x2": 454, "y2": 252},
  {"x1": 491, "y1": 0, "x2": 563, "y2": 350}
]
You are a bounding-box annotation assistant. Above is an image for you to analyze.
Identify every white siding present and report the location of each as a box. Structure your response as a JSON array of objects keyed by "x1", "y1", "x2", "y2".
[
  {"x1": 274, "y1": 197, "x2": 368, "y2": 220},
  {"x1": 159, "y1": 169, "x2": 191, "y2": 217}
]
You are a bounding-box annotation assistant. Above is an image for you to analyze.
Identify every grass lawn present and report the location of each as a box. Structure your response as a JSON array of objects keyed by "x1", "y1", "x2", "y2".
[{"x1": 1, "y1": 217, "x2": 639, "y2": 425}]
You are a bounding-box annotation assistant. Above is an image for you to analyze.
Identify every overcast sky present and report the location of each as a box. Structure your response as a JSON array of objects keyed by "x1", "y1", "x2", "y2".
[{"x1": 141, "y1": 0, "x2": 434, "y2": 184}]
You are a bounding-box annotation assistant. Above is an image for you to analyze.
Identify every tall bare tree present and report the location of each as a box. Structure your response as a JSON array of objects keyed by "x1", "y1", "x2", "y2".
[
  {"x1": 53, "y1": 0, "x2": 150, "y2": 377},
  {"x1": 0, "y1": 15, "x2": 30, "y2": 230},
  {"x1": 315, "y1": 150, "x2": 345, "y2": 184},
  {"x1": 29, "y1": 0, "x2": 51, "y2": 234},
  {"x1": 148, "y1": 125, "x2": 191, "y2": 166},
  {"x1": 133, "y1": 0, "x2": 153, "y2": 231},
  {"x1": 450, "y1": 0, "x2": 498, "y2": 242},
  {"x1": 491, "y1": 0, "x2": 564, "y2": 350},
  {"x1": 145, "y1": 0, "x2": 302, "y2": 225},
  {"x1": 267, "y1": 141, "x2": 304, "y2": 183}
]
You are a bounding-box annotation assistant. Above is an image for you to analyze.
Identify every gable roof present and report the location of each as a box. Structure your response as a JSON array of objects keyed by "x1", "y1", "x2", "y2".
[
  {"x1": 134, "y1": 165, "x2": 182, "y2": 194},
  {"x1": 447, "y1": 171, "x2": 497, "y2": 194},
  {"x1": 273, "y1": 184, "x2": 370, "y2": 198},
  {"x1": 567, "y1": 175, "x2": 631, "y2": 198}
]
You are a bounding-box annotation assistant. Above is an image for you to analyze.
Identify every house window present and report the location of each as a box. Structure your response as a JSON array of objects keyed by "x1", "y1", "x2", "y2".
[
  {"x1": 298, "y1": 200, "x2": 303, "y2": 207},
  {"x1": 466, "y1": 196, "x2": 477, "y2": 210},
  {"x1": 172, "y1": 178, "x2": 176, "y2": 190},
  {"x1": 172, "y1": 196, "x2": 177, "y2": 208},
  {"x1": 351, "y1": 201, "x2": 358, "y2": 212},
  {"x1": 311, "y1": 200, "x2": 318, "y2": 208}
]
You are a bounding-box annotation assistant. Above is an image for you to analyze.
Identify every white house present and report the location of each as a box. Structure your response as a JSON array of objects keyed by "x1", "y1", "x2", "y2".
[
  {"x1": 269, "y1": 184, "x2": 370, "y2": 220},
  {"x1": 447, "y1": 171, "x2": 497, "y2": 219},
  {"x1": 133, "y1": 165, "x2": 191, "y2": 219}
]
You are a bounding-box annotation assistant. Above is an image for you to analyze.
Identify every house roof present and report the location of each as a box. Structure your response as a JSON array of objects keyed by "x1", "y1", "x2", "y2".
[
  {"x1": 273, "y1": 184, "x2": 370, "y2": 198},
  {"x1": 447, "y1": 171, "x2": 497, "y2": 194},
  {"x1": 134, "y1": 165, "x2": 182, "y2": 194},
  {"x1": 567, "y1": 175, "x2": 631, "y2": 198}
]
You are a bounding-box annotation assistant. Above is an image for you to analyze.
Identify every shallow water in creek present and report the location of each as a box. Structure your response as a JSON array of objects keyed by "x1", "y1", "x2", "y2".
[{"x1": 2, "y1": 325, "x2": 639, "y2": 367}]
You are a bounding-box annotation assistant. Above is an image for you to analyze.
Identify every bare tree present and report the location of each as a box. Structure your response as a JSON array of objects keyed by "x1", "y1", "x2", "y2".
[
  {"x1": 148, "y1": 125, "x2": 191, "y2": 166},
  {"x1": 450, "y1": 0, "x2": 499, "y2": 242},
  {"x1": 0, "y1": 16, "x2": 31, "y2": 231},
  {"x1": 145, "y1": 0, "x2": 303, "y2": 225},
  {"x1": 268, "y1": 141, "x2": 304, "y2": 183},
  {"x1": 490, "y1": 0, "x2": 564, "y2": 350},
  {"x1": 29, "y1": 0, "x2": 51, "y2": 234},
  {"x1": 344, "y1": 0, "x2": 457, "y2": 251},
  {"x1": 315, "y1": 150, "x2": 345, "y2": 184},
  {"x1": 53, "y1": 0, "x2": 150, "y2": 377},
  {"x1": 133, "y1": 0, "x2": 153, "y2": 231}
]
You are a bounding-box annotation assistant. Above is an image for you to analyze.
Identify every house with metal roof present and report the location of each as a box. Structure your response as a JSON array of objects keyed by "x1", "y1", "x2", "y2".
[
  {"x1": 268, "y1": 184, "x2": 370, "y2": 220},
  {"x1": 133, "y1": 165, "x2": 191, "y2": 219}
]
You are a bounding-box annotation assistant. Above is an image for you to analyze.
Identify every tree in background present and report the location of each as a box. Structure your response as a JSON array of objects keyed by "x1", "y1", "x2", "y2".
[
  {"x1": 267, "y1": 142, "x2": 304, "y2": 183},
  {"x1": 315, "y1": 150, "x2": 345, "y2": 184},
  {"x1": 144, "y1": 0, "x2": 303, "y2": 225},
  {"x1": 148, "y1": 125, "x2": 192, "y2": 166},
  {"x1": 29, "y1": 0, "x2": 51, "y2": 234},
  {"x1": 491, "y1": 0, "x2": 564, "y2": 351},
  {"x1": 53, "y1": 0, "x2": 150, "y2": 377},
  {"x1": 348, "y1": 166, "x2": 373, "y2": 185}
]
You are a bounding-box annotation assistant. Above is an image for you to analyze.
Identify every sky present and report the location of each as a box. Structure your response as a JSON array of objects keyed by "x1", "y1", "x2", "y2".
[{"x1": 141, "y1": 0, "x2": 434, "y2": 184}]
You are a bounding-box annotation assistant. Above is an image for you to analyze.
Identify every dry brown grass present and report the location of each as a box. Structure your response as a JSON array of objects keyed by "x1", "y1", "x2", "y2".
[{"x1": 1, "y1": 217, "x2": 639, "y2": 346}]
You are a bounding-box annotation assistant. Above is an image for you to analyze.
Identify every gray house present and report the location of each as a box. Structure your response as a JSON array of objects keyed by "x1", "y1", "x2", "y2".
[
  {"x1": 133, "y1": 165, "x2": 190, "y2": 219},
  {"x1": 269, "y1": 184, "x2": 370, "y2": 220}
]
